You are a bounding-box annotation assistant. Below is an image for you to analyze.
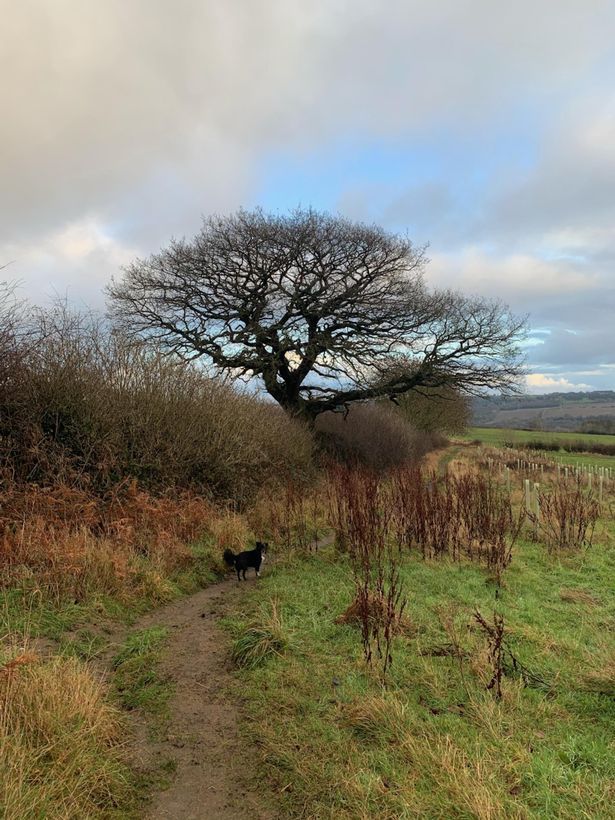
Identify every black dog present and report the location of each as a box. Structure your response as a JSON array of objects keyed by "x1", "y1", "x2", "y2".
[{"x1": 223, "y1": 541, "x2": 267, "y2": 581}]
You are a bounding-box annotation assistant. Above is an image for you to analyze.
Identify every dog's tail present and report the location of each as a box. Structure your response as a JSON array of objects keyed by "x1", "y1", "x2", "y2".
[{"x1": 223, "y1": 548, "x2": 236, "y2": 567}]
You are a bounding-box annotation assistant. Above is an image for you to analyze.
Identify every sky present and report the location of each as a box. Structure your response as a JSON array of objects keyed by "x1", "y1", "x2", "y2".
[{"x1": 2, "y1": 0, "x2": 615, "y2": 393}]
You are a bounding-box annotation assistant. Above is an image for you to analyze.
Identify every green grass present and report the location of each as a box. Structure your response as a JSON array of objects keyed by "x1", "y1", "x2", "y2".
[
  {"x1": 111, "y1": 626, "x2": 172, "y2": 716},
  {"x1": 466, "y1": 427, "x2": 615, "y2": 469},
  {"x1": 227, "y1": 542, "x2": 615, "y2": 819},
  {"x1": 467, "y1": 426, "x2": 615, "y2": 447}
]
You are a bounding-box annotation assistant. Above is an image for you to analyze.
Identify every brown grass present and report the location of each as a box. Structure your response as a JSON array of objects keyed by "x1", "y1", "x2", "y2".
[
  {"x1": 559, "y1": 587, "x2": 600, "y2": 606},
  {"x1": 580, "y1": 649, "x2": 615, "y2": 696},
  {"x1": 0, "y1": 646, "x2": 131, "y2": 819},
  {"x1": 401, "y1": 732, "x2": 520, "y2": 820},
  {"x1": 0, "y1": 483, "x2": 217, "y2": 603},
  {"x1": 335, "y1": 593, "x2": 414, "y2": 637}
]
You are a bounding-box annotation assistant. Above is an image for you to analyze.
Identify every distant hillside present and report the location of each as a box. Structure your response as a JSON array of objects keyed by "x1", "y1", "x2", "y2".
[{"x1": 471, "y1": 391, "x2": 615, "y2": 433}]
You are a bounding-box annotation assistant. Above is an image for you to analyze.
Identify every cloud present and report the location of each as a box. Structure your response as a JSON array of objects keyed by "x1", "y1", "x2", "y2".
[
  {"x1": 2, "y1": 1, "x2": 615, "y2": 388},
  {"x1": 0, "y1": 218, "x2": 138, "y2": 307},
  {"x1": 526, "y1": 374, "x2": 591, "y2": 393},
  {"x1": 3, "y1": 1, "x2": 615, "y2": 243},
  {"x1": 475, "y1": 96, "x2": 615, "y2": 249},
  {"x1": 427, "y1": 248, "x2": 600, "y2": 305}
]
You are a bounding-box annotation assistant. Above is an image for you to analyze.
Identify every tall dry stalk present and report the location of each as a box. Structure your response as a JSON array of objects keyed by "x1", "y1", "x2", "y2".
[
  {"x1": 531, "y1": 479, "x2": 599, "y2": 552},
  {"x1": 473, "y1": 609, "x2": 506, "y2": 701},
  {"x1": 389, "y1": 466, "x2": 521, "y2": 586},
  {"x1": 329, "y1": 465, "x2": 406, "y2": 679}
]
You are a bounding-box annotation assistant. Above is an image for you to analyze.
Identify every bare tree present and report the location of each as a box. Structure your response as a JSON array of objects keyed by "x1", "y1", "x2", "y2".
[{"x1": 108, "y1": 208, "x2": 525, "y2": 422}]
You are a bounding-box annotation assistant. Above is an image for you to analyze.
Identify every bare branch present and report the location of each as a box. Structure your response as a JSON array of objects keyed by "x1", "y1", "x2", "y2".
[{"x1": 108, "y1": 208, "x2": 526, "y2": 421}]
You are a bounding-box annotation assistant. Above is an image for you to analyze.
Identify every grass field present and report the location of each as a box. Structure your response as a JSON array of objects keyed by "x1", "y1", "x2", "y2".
[
  {"x1": 228, "y1": 539, "x2": 615, "y2": 818},
  {"x1": 466, "y1": 427, "x2": 615, "y2": 446},
  {"x1": 466, "y1": 427, "x2": 615, "y2": 469}
]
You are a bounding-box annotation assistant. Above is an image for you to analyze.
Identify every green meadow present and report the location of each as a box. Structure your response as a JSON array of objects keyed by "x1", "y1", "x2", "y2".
[
  {"x1": 466, "y1": 427, "x2": 615, "y2": 469},
  {"x1": 227, "y1": 536, "x2": 615, "y2": 819}
]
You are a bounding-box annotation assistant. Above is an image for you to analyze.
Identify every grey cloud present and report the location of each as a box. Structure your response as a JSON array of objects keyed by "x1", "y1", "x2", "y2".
[
  {"x1": 2, "y1": 0, "x2": 615, "y2": 390},
  {"x1": 526, "y1": 328, "x2": 615, "y2": 368},
  {"x1": 3, "y1": 0, "x2": 615, "y2": 245},
  {"x1": 337, "y1": 181, "x2": 456, "y2": 245},
  {"x1": 475, "y1": 102, "x2": 615, "y2": 248}
]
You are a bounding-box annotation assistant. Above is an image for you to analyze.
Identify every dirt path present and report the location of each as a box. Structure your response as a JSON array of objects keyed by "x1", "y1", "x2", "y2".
[{"x1": 107, "y1": 576, "x2": 274, "y2": 820}]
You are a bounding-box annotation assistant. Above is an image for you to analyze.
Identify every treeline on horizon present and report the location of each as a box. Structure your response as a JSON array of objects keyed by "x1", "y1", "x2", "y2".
[
  {"x1": 515, "y1": 438, "x2": 615, "y2": 457},
  {"x1": 474, "y1": 390, "x2": 615, "y2": 412}
]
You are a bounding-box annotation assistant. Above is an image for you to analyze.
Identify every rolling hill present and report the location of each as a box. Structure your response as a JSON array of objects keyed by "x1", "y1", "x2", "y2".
[{"x1": 471, "y1": 391, "x2": 615, "y2": 433}]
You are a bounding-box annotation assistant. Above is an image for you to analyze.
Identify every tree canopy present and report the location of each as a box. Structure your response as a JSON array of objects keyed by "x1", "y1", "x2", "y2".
[{"x1": 109, "y1": 208, "x2": 525, "y2": 421}]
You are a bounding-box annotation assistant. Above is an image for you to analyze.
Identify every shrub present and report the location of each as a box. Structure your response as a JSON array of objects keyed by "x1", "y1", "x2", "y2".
[
  {"x1": 0, "y1": 304, "x2": 314, "y2": 504},
  {"x1": 389, "y1": 467, "x2": 521, "y2": 574},
  {"x1": 328, "y1": 465, "x2": 407, "y2": 678},
  {"x1": 532, "y1": 481, "x2": 600, "y2": 551},
  {"x1": 514, "y1": 440, "x2": 561, "y2": 452},
  {"x1": 316, "y1": 403, "x2": 442, "y2": 472}
]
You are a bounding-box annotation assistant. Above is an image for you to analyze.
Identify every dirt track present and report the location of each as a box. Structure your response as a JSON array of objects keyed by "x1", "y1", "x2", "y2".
[{"x1": 108, "y1": 576, "x2": 273, "y2": 820}]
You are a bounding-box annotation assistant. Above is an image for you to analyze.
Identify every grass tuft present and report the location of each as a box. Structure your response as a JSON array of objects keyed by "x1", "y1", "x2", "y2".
[
  {"x1": 580, "y1": 649, "x2": 615, "y2": 696},
  {"x1": 231, "y1": 600, "x2": 291, "y2": 669}
]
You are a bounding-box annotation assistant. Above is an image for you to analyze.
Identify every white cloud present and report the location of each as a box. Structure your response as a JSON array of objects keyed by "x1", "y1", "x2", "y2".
[
  {"x1": 0, "y1": 218, "x2": 138, "y2": 307},
  {"x1": 526, "y1": 374, "x2": 591, "y2": 393}
]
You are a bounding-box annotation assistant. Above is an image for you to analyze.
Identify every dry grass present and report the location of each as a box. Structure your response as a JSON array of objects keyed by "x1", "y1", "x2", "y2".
[
  {"x1": 342, "y1": 694, "x2": 523, "y2": 818},
  {"x1": 0, "y1": 483, "x2": 217, "y2": 604},
  {"x1": 208, "y1": 511, "x2": 253, "y2": 553},
  {"x1": 341, "y1": 692, "x2": 408, "y2": 741},
  {"x1": 0, "y1": 644, "x2": 131, "y2": 819},
  {"x1": 401, "y1": 731, "x2": 522, "y2": 820},
  {"x1": 581, "y1": 649, "x2": 615, "y2": 696},
  {"x1": 247, "y1": 479, "x2": 327, "y2": 553},
  {"x1": 335, "y1": 593, "x2": 414, "y2": 637},
  {"x1": 559, "y1": 586, "x2": 600, "y2": 606}
]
